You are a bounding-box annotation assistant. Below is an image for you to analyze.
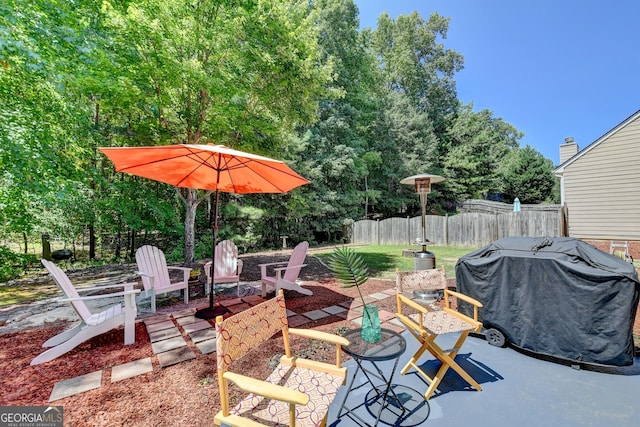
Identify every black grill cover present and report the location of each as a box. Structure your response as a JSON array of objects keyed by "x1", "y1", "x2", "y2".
[{"x1": 456, "y1": 237, "x2": 639, "y2": 366}]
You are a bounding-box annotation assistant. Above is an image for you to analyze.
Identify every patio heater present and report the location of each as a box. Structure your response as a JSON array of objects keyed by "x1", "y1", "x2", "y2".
[{"x1": 401, "y1": 174, "x2": 445, "y2": 270}]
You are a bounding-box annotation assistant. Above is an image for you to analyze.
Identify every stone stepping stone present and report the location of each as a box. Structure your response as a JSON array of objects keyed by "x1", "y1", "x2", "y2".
[
  {"x1": 148, "y1": 327, "x2": 181, "y2": 343},
  {"x1": 151, "y1": 336, "x2": 187, "y2": 354},
  {"x1": 195, "y1": 338, "x2": 217, "y2": 355},
  {"x1": 157, "y1": 346, "x2": 196, "y2": 368},
  {"x1": 220, "y1": 298, "x2": 243, "y2": 307},
  {"x1": 228, "y1": 303, "x2": 252, "y2": 314},
  {"x1": 241, "y1": 295, "x2": 265, "y2": 305},
  {"x1": 146, "y1": 320, "x2": 176, "y2": 334},
  {"x1": 189, "y1": 328, "x2": 216, "y2": 344},
  {"x1": 287, "y1": 314, "x2": 310, "y2": 328},
  {"x1": 303, "y1": 309, "x2": 330, "y2": 321},
  {"x1": 111, "y1": 358, "x2": 153, "y2": 383},
  {"x1": 171, "y1": 308, "x2": 195, "y2": 318},
  {"x1": 144, "y1": 314, "x2": 172, "y2": 325},
  {"x1": 377, "y1": 309, "x2": 396, "y2": 322},
  {"x1": 49, "y1": 371, "x2": 102, "y2": 402},
  {"x1": 339, "y1": 300, "x2": 363, "y2": 309},
  {"x1": 322, "y1": 305, "x2": 346, "y2": 315},
  {"x1": 286, "y1": 309, "x2": 297, "y2": 317},
  {"x1": 369, "y1": 292, "x2": 392, "y2": 300},
  {"x1": 175, "y1": 315, "x2": 199, "y2": 326},
  {"x1": 182, "y1": 320, "x2": 211, "y2": 334}
]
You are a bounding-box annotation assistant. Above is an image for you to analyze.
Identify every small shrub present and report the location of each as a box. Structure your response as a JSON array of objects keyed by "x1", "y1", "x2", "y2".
[{"x1": 0, "y1": 246, "x2": 38, "y2": 282}]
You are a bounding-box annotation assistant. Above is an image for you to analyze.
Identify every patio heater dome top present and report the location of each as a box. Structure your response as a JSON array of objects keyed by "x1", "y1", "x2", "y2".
[{"x1": 400, "y1": 174, "x2": 445, "y2": 186}]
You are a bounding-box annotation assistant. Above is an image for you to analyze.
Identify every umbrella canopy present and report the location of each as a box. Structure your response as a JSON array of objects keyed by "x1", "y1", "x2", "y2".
[
  {"x1": 99, "y1": 143, "x2": 309, "y2": 318},
  {"x1": 98, "y1": 144, "x2": 309, "y2": 193}
]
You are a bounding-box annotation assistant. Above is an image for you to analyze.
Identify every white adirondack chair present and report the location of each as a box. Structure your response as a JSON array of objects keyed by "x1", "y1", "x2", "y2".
[
  {"x1": 135, "y1": 245, "x2": 191, "y2": 312},
  {"x1": 204, "y1": 240, "x2": 244, "y2": 296},
  {"x1": 259, "y1": 241, "x2": 311, "y2": 298},
  {"x1": 32, "y1": 259, "x2": 140, "y2": 365}
]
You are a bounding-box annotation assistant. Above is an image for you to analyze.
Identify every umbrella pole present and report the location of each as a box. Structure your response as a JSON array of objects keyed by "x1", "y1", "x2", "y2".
[{"x1": 195, "y1": 188, "x2": 229, "y2": 319}]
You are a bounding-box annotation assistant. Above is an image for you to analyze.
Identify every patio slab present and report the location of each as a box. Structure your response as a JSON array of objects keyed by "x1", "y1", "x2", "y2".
[
  {"x1": 322, "y1": 305, "x2": 347, "y2": 315},
  {"x1": 182, "y1": 320, "x2": 212, "y2": 334},
  {"x1": 49, "y1": 371, "x2": 102, "y2": 402},
  {"x1": 151, "y1": 335, "x2": 187, "y2": 354},
  {"x1": 195, "y1": 338, "x2": 217, "y2": 355},
  {"x1": 287, "y1": 314, "x2": 310, "y2": 328},
  {"x1": 175, "y1": 315, "x2": 199, "y2": 326},
  {"x1": 148, "y1": 327, "x2": 181, "y2": 342},
  {"x1": 303, "y1": 309, "x2": 331, "y2": 321},
  {"x1": 189, "y1": 328, "x2": 216, "y2": 343},
  {"x1": 156, "y1": 346, "x2": 196, "y2": 368},
  {"x1": 111, "y1": 358, "x2": 153, "y2": 383},
  {"x1": 145, "y1": 320, "x2": 176, "y2": 333}
]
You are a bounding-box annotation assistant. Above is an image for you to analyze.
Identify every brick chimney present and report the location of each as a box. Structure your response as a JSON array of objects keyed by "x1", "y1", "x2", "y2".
[{"x1": 559, "y1": 137, "x2": 579, "y2": 164}]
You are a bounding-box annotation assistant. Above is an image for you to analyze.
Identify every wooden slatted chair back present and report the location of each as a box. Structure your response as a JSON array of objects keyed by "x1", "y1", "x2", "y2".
[
  {"x1": 41, "y1": 259, "x2": 92, "y2": 322},
  {"x1": 282, "y1": 241, "x2": 308, "y2": 282},
  {"x1": 135, "y1": 245, "x2": 171, "y2": 291}
]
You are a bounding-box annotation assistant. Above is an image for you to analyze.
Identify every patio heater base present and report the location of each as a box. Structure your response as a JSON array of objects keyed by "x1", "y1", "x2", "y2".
[
  {"x1": 195, "y1": 305, "x2": 229, "y2": 319},
  {"x1": 414, "y1": 250, "x2": 435, "y2": 270}
]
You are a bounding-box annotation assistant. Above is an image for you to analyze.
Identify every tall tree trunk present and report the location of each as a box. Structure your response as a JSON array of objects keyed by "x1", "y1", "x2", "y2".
[{"x1": 183, "y1": 188, "x2": 199, "y2": 264}]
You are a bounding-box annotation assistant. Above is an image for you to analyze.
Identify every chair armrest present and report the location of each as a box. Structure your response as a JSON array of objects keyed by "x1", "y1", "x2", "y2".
[
  {"x1": 60, "y1": 288, "x2": 140, "y2": 302},
  {"x1": 273, "y1": 264, "x2": 306, "y2": 273},
  {"x1": 77, "y1": 282, "x2": 138, "y2": 293},
  {"x1": 396, "y1": 293, "x2": 430, "y2": 314},
  {"x1": 223, "y1": 372, "x2": 309, "y2": 406},
  {"x1": 444, "y1": 289, "x2": 483, "y2": 321},
  {"x1": 259, "y1": 262, "x2": 287, "y2": 277},
  {"x1": 289, "y1": 328, "x2": 350, "y2": 347},
  {"x1": 168, "y1": 266, "x2": 191, "y2": 282},
  {"x1": 237, "y1": 259, "x2": 244, "y2": 275}
]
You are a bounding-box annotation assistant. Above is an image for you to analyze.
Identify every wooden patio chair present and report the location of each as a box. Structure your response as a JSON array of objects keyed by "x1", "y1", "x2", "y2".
[
  {"x1": 214, "y1": 290, "x2": 349, "y2": 427},
  {"x1": 396, "y1": 287, "x2": 483, "y2": 400},
  {"x1": 135, "y1": 245, "x2": 191, "y2": 312},
  {"x1": 396, "y1": 265, "x2": 447, "y2": 298},
  {"x1": 203, "y1": 239, "x2": 244, "y2": 296},
  {"x1": 259, "y1": 241, "x2": 310, "y2": 297},
  {"x1": 32, "y1": 259, "x2": 139, "y2": 365}
]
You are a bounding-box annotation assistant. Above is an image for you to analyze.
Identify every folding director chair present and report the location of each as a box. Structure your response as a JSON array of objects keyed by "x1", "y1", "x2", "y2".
[{"x1": 396, "y1": 288, "x2": 483, "y2": 400}]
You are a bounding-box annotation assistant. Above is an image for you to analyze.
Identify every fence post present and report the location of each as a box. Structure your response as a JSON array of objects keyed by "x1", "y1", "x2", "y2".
[{"x1": 376, "y1": 219, "x2": 380, "y2": 245}]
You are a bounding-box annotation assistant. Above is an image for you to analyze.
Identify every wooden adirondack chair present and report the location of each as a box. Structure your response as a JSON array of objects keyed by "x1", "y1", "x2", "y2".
[
  {"x1": 259, "y1": 241, "x2": 310, "y2": 298},
  {"x1": 135, "y1": 245, "x2": 191, "y2": 312},
  {"x1": 32, "y1": 259, "x2": 140, "y2": 365},
  {"x1": 203, "y1": 240, "x2": 244, "y2": 296}
]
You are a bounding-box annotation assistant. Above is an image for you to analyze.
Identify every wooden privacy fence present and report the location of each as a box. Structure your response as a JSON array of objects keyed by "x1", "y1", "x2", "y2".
[{"x1": 351, "y1": 210, "x2": 566, "y2": 247}]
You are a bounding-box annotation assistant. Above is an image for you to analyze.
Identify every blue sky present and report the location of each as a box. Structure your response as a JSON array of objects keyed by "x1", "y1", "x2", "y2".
[{"x1": 353, "y1": 0, "x2": 640, "y2": 164}]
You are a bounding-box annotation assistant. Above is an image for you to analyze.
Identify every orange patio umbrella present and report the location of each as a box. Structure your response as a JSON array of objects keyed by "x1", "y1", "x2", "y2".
[{"x1": 99, "y1": 144, "x2": 310, "y2": 318}]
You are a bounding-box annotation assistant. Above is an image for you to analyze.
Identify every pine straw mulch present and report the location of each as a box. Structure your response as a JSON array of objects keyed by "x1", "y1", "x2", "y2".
[{"x1": 0, "y1": 256, "x2": 398, "y2": 426}]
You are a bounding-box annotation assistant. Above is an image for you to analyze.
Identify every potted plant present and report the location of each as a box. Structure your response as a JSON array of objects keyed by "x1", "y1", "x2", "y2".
[
  {"x1": 327, "y1": 246, "x2": 381, "y2": 343},
  {"x1": 189, "y1": 268, "x2": 201, "y2": 283}
]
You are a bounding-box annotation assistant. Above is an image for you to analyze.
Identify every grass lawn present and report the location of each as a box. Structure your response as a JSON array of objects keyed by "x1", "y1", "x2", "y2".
[{"x1": 314, "y1": 244, "x2": 478, "y2": 280}]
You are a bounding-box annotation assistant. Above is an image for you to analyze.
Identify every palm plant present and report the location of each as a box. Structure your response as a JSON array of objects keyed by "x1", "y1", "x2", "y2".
[{"x1": 326, "y1": 246, "x2": 370, "y2": 307}]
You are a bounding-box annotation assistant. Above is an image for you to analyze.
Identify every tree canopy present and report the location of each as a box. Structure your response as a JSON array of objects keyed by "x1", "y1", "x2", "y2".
[{"x1": 0, "y1": 0, "x2": 557, "y2": 267}]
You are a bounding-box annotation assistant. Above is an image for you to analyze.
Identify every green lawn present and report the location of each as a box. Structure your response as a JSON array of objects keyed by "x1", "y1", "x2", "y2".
[{"x1": 314, "y1": 245, "x2": 478, "y2": 280}]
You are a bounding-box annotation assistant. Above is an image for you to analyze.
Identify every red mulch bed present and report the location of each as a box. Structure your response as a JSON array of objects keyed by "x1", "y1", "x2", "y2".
[{"x1": 0, "y1": 276, "x2": 398, "y2": 426}]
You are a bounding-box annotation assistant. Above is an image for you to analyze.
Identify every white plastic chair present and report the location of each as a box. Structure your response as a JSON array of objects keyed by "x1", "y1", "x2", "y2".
[
  {"x1": 32, "y1": 259, "x2": 140, "y2": 365},
  {"x1": 259, "y1": 241, "x2": 310, "y2": 297},
  {"x1": 204, "y1": 240, "x2": 244, "y2": 296},
  {"x1": 135, "y1": 245, "x2": 191, "y2": 312}
]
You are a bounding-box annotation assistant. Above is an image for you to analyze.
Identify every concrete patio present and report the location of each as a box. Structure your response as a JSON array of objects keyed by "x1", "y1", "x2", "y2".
[{"x1": 327, "y1": 332, "x2": 640, "y2": 426}]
